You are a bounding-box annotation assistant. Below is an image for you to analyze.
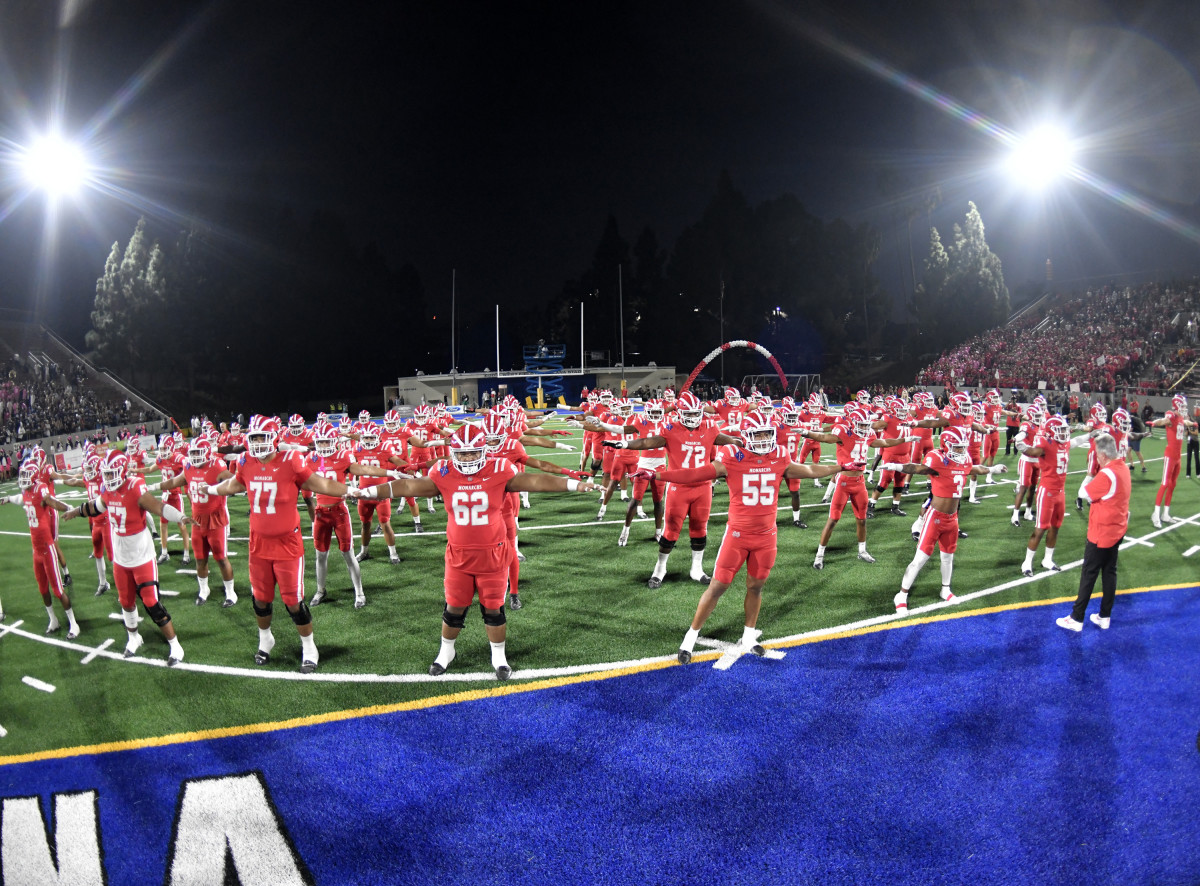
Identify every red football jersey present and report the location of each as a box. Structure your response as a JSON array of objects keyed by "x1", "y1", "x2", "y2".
[
  {"x1": 235, "y1": 451, "x2": 314, "y2": 542},
  {"x1": 84, "y1": 477, "x2": 109, "y2": 527},
  {"x1": 308, "y1": 451, "x2": 355, "y2": 508},
  {"x1": 489, "y1": 436, "x2": 529, "y2": 467},
  {"x1": 832, "y1": 424, "x2": 874, "y2": 467},
  {"x1": 659, "y1": 421, "x2": 722, "y2": 478},
  {"x1": 923, "y1": 449, "x2": 974, "y2": 500},
  {"x1": 20, "y1": 482, "x2": 57, "y2": 548},
  {"x1": 428, "y1": 457, "x2": 519, "y2": 548},
  {"x1": 355, "y1": 441, "x2": 398, "y2": 494},
  {"x1": 1162, "y1": 412, "x2": 1186, "y2": 457},
  {"x1": 184, "y1": 462, "x2": 231, "y2": 523},
  {"x1": 715, "y1": 445, "x2": 790, "y2": 534},
  {"x1": 1032, "y1": 434, "x2": 1069, "y2": 492},
  {"x1": 279, "y1": 428, "x2": 313, "y2": 450},
  {"x1": 102, "y1": 474, "x2": 156, "y2": 568},
  {"x1": 157, "y1": 453, "x2": 187, "y2": 487}
]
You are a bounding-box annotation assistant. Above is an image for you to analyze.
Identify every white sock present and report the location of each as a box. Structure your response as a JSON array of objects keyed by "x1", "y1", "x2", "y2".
[
  {"x1": 858, "y1": 541, "x2": 867, "y2": 554},
  {"x1": 490, "y1": 640, "x2": 509, "y2": 670},
  {"x1": 66, "y1": 609, "x2": 79, "y2": 632},
  {"x1": 315, "y1": 550, "x2": 329, "y2": 591},
  {"x1": 1163, "y1": 508, "x2": 1172, "y2": 521},
  {"x1": 681, "y1": 626, "x2": 700, "y2": 653},
  {"x1": 258, "y1": 628, "x2": 275, "y2": 653},
  {"x1": 435, "y1": 636, "x2": 456, "y2": 668},
  {"x1": 690, "y1": 550, "x2": 704, "y2": 572},
  {"x1": 300, "y1": 632, "x2": 318, "y2": 664},
  {"x1": 901, "y1": 551, "x2": 929, "y2": 589},
  {"x1": 413, "y1": 515, "x2": 421, "y2": 525},
  {"x1": 816, "y1": 545, "x2": 826, "y2": 558},
  {"x1": 95, "y1": 558, "x2": 107, "y2": 584},
  {"x1": 197, "y1": 575, "x2": 210, "y2": 597},
  {"x1": 46, "y1": 605, "x2": 59, "y2": 628},
  {"x1": 223, "y1": 579, "x2": 236, "y2": 598},
  {"x1": 940, "y1": 551, "x2": 954, "y2": 586},
  {"x1": 341, "y1": 550, "x2": 363, "y2": 593},
  {"x1": 1152, "y1": 505, "x2": 1161, "y2": 518},
  {"x1": 1043, "y1": 546, "x2": 1055, "y2": 567},
  {"x1": 168, "y1": 637, "x2": 184, "y2": 660},
  {"x1": 792, "y1": 509, "x2": 800, "y2": 520},
  {"x1": 358, "y1": 546, "x2": 368, "y2": 558},
  {"x1": 520, "y1": 491, "x2": 531, "y2": 506},
  {"x1": 652, "y1": 552, "x2": 670, "y2": 580},
  {"x1": 387, "y1": 544, "x2": 397, "y2": 558},
  {"x1": 1023, "y1": 548, "x2": 1035, "y2": 570},
  {"x1": 968, "y1": 478, "x2": 977, "y2": 498},
  {"x1": 740, "y1": 625, "x2": 759, "y2": 646}
]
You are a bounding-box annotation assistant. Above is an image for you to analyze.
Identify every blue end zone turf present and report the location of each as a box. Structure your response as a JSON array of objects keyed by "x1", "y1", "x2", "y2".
[{"x1": 2, "y1": 586, "x2": 1197, "y2": 884}]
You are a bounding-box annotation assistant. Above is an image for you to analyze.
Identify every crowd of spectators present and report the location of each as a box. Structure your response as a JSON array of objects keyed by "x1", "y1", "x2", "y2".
[{"x1": 917, "y1": 281, "x2": 1200, "y2": 394}]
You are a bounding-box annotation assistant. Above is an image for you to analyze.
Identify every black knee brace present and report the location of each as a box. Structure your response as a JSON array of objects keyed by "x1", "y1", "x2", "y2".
[
  {"x1": 658, "y1": 537, "x2": 677, "y2": 555},
  {"x1": 480, "y1": 604, "x2": 506, "y2": 627},
  {"x1": 690, "y1": 536, "x2": 707, "y2": 553},
  {"x1": 252, "y1": 598, "x2": 273, "y2": 618},
  {"x1": 287, "y1": 602, "x2": 313, "y2": 626},
  {"x1": 144, "y1": 601, "x2": 171, "y2": 627},
  {"x1": 136, "y1": 580, "x2": 160, "y2": 607},
  {"x1": 442, "y1": 605, "x2": 467, "y2": 629}
]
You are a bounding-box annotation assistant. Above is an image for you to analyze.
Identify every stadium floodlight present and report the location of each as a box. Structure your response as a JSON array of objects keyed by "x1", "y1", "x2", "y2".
[
  {"x1": 1005, "y1": 125, "x2": 1075, "y2": 189},
  {"x1": 21, "y1": 132, "x2": 90, "y2": 198}
]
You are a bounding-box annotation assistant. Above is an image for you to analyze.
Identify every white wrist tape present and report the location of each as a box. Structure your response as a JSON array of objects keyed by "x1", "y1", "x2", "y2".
[{"x1": 162, "y1": 504, "x2": 186, "y2": 524}]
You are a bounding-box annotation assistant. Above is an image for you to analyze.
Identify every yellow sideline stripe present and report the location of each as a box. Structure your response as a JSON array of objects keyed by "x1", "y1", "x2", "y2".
[{"x1": 0, "y1": 582, "x2": 1191, "y2": 768}]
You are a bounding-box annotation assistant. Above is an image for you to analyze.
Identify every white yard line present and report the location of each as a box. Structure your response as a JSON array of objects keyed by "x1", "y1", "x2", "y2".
[
  {"x1": 21, "y1": 676, "x2": 55, "y2": 693},
  {"x1": 81, "y1": 638, "x2": 115, "y2": 665}
]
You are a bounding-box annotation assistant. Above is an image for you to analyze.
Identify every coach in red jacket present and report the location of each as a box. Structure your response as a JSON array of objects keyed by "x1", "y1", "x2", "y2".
[{"x1": 1057, "y1": 433, "x2": 1131, "y2": 632}]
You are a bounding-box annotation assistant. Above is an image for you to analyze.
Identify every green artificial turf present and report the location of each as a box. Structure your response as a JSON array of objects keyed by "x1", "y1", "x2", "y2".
[{"x1": 0, "y1": 425, "x2": 1195, "y2": 760}]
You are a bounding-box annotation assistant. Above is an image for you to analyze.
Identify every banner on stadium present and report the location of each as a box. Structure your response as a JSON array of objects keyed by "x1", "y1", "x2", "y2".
[
  {"x1": 1069, "y1": 383, "x2": 1080, "y2": 392},
  {"x1": 55, "y1": 448, "x2": 85, "y2": 471},
  {"x1": 1037, "y1": 381, "x2": 1047, "y2": 390}
]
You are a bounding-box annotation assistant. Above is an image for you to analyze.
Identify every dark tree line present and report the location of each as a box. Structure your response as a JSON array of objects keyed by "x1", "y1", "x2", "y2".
[{"x1": 87, "y1": 170, "x2": 894, "y2": 413}]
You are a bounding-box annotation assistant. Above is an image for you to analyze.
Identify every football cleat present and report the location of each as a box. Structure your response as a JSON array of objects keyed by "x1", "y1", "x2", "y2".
[
  {"x1": 864, "y1": 508, "x2": 875, "y2": 520},
  {"x1": 311, "y1": 588, "x2": 328, "y2": 606},
  {"x1": 124, "y1": 634, "x2": 145, "y2": 658},
  {"x1": 1075, "y1": 497, "x2": 1083, "y2": 511},
  {"x1": 647, "y1": 577, "x2": 663, "y2": 589},
  {"x1": 1151, "y1": 514, "x2": 1163, "y2": 529},
  {"x1": 300, "y1": 660, "x2": 318, "y2": 674},
  {"x1": 893, "y1": 592, "x2": 908, "y2": 613},
  {"x1": 890, "y1": 505, "x2": 907, "y2": 516},
  {"x1": 356, "y1": 550, "x2": 371, "y2": 562},
  {"x1": 194, "y1": 594, "x2": 208, "y2": 607},
  {"x1": 427, "y1": 499, "x2": 436, "y2": 514},
  {"x1": 96, "y1": 582, "x2": 110, "y2": 597},
  {"x1": 412, "y1": 522, "x2": 424, "y2": 534},
  {"x1": 1011, "y1": 517, "x2": 1021, "y2": 528},
  {"x1": 618, "y1": 527, "x2": 629, "y2": 547},
  {"x1": 596, "y1": 506, "x2": 607, "y2": 520},
  {"x1": 749, "y1": 643, "x2": 767, "y2": 657},
  {"x1": 157, "y1": 551, "x2": 170, "y2": 564},
  {"x1": 1056, "y1": 615, "x2": 1083, "y2": 633},
  {"x1": 793, "y1": 517, "x2": 807, "y2": 529},
  {"x1": 354, "y1": 594, "x2": 366, "y2": 610},
  {"x1": 389, "y1": 554, "x2": 401, "y2": 565},
  {"x1": 62, "y1": 572, "x2": 72, "y2": 586},
  {"x1": 812, "y1": 556, "x2": 824, "y2": 571},
  {"x1": 677, "y1": 649, "x2": 692, "y2": 664},
  {"x1": 636, "y1": 507, "x2": 647, "y2": 519},
  {"x1": 1043, "y1": 562, "x2": 1061, "y2": 572},
  {"x1": 1021, "y1": 568, "x2": 1033, "y2": 578},
  {"x1": 857, "y1": 551, "x2": 876, "y2": 564},
  {"x1": 167, "y1": 653, "x2": 183, "y2": 667},
  {"x1": 429, "y1": 661, "x2": 447, "y2": 676},
  {"x1": 44, "y1": 619, "x2": 60, "y2": 635},
  {"x1": 939, "y1": 587, "x2": 956, "y2": 602},
  {"x1": 509, "y1": 594, "x2": 523, "y2": 611},
  {"x1": 515, "y1": 549, "x2": 527, "y2": 563},
  {"x1": 254, "y1": 649, "x2": 271, "y2": 666},
  {"x1": 222, "y1": 595, "x2": 237, "y2": 609},
  {"x1": 690, "y1": 571, "x2": 711, "y2": 583},
  {"x1": 495, "y1": 665, "x2": 512, "y2": 681},
  {"x1": 957, "y1": 529, "x2": 969, "y2": 539},
  {"x1": 968, "y1": 497, "x2": 980, "y2": 504},
  {"x1": 66, "y1": 627, "x2": 79, "y2": 641}
]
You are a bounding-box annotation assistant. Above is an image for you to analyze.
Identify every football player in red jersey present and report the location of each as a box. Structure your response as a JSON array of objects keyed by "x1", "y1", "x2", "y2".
[
  {"x1": 1147, "y1": 394, "x2": 1196, "y2": 527},
  {"x1": 153, "y1": 433, "x2": 191, "y2": 566},
  {"x1": 773, "y1": 398, "x2": 812, "y2": 528},
  {"x1": 379, "y1": 408, "x2": 425, "y2": 533},
  {"x1": 153, "y1": 438, "x2": 239, "y2": 607},
  {"x1": 50, "y1": 453, "x2": 113, "y2": 596},
  {"x1": 867, "y1": 397, "x2": 915, "y2": 518},
  {"x1": 1, "y1": 459, "x2": 82, "y2": 636},
  {"x1": 980, "y1": 389, "x2": 1004, "y2": 480},
  {"x1": 1009, "y1": 403, "x2": 1045, "y2": 527},
  {"x1": 352, "y1": 422, "x2": 408, "y2": 565},
  {"x1": 602, "y1": 391, "x2": 744, "y2": 588},
  {"x1": 594, "y1": 398, "x2": 639, "y2": 520},
  {"x1": 649, "y1": 414, "x2": 844, "y2": 664},
  {"x1": 1018, "y1": 415, "x2": 1091, "y2": 575},
  {"x1": 588, "y1": 399, "x2": 669, "y2": 544},
  {"x1": 280, "y1": 413, "x2": 316, "y2": 523},
  {"x1": 65, "y1": 451, "x2": 191, "y2": 663},
  {"x1": 22, "y1": 446, "x2": 76, "y2": 588},
  {"x1": 883, "y1": 427, "x2": 1006, "y2": 613},
  {"x1": 706, "y1": 387, "x2": 748, "y2": 432},
  {"x1": 804, "y1": 406, "x2": 911, "y2": 569},
  {"x1": 206, "y1": 415, "x2": 352, "y2": 673},
  {"x1": 353, "y1": 424, "x2": 597, "y2": 679}
]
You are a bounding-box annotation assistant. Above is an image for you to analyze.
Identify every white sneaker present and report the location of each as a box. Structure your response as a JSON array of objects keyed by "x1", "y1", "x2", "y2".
[
  {"x1": 857, "y1": 551, "x2": 876, "y2": 564},
  {"x1": 157, "y1": 551, "x2": 169, "y2": 564},
  {"x1": 618, "y1": 527, "x2": 629, "y2": 547},
  {"x1": 1151, "y1": 514, "x2": 1162, "y2": 529},
  {"x1": 1090, "y1": 613, "x2": 1110, "y2": 630},
  {"x1": 1056, "y1": 615, "x2": 1082, "y2": 632},
  {"x1": 939, "y1": 586, "x2": 956, "y2": 602},
  {"x1": 893, "y1": 591, "x2": 908, "y2": 613}
]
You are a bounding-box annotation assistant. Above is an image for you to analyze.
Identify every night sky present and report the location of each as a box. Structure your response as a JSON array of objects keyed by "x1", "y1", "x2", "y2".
[{"x1": 2, "y1": 0, "x2": 1200, "y2": 362}]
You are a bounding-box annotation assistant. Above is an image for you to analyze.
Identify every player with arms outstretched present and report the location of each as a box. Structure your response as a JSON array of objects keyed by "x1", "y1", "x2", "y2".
[
  {"x1": 1146, "y1": 394, "x2": 1197, "y2": 527},
  {"x1": 353, "y1": 424, "x2": 597, "y2": 679},
  {"x1": 1017, "y1": 415, "x2": 1091, "y2": 575}
]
